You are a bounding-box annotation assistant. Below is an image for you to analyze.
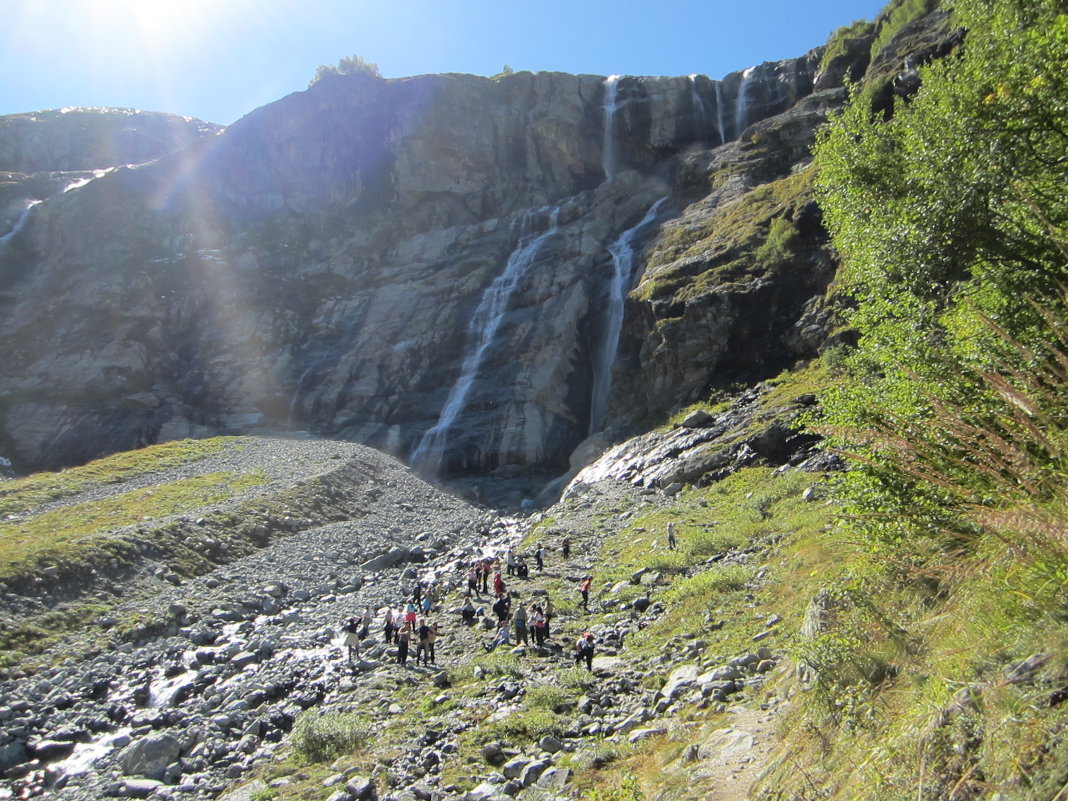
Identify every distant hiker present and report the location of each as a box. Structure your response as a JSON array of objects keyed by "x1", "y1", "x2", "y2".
[
  {"x1": 492, "y1": 593, "x2": 511, "y2": 623},
  {"x1": 343, "y1": 617, "x2": 361, "y2": 662},
  {"x1": 506, "y1": 549, "x2": 518, "y2": 576},
  {"x1": 360, "y1": 606, "x2": 373, "y2": 639},
  {"x1": 397, "y1": 622, "x2": 412, "y2": 666},
  {"x1": 575, "y1": 631, "x2": 595, "y2": 670},
  {"x1": 513, "y1": 603, "x2": 529, "y2": 645},
  {"x1": 421, "y1": 594, "x2": 432, "y2": 615},
  {"x1": 667, "y1": 522, "x2": 677, "y2": 551},
  {"x1": 492, "y1": 570, "x2": 505, "y2": 597},
  {"x1": 544, "y1": 596, "x2": 555, "y2": 639},
  {"x1": 534, "y1": 544, "x2": 544, "y2": 571},
  {"x1": 479, "y1": 559, "x2": 491, "y2": 594},
  {"x1": 531, "y1": 605, "x2": 547, "y2": 647},
  {"x1": 579, "y1": 575, "x2": 592, "y2": 610},
  {"x1": 427, "y1": 622, "x2": 438, "y2": 663},
  {"x1": 417, "y1": 620, "x2": 432, "y2": 665},
  {"x1": 467, "y1": 565, "x2": 479, "y2": 597},
  {"x1": 404, "y1": 601, "x2": 418, "y2": 625},
  {"x1": 516, "y1": 560, "x2": 529, "y2": 579},
  {"x1": 461, "y1": 598, "x2": 477, "y2": 625},
  {"x1": 485, "y1": 619, "x2": 511, "y2": 653},
  {"x1": 384, "y1": 608, "x2": 396, "y2": 644},
  {"x1": 413, "y1": 581, "x2": 423, "y2": 604},
  {"x1": 561, "y1": 536, "x2": 571, "y2": 559}
]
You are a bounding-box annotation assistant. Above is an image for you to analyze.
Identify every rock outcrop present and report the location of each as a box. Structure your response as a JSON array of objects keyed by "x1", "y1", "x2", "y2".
[{"x1": 0, "y1": 12, "x2": 959, "y2": 501}]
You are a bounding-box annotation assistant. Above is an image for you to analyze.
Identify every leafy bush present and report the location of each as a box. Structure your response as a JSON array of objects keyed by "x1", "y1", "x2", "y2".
[
  {"x1": 309, "y1": 54, "x2": 382, "y2": 86},
  {"x1": 291, "y1": 710, "x2": 370, "y2": 763}
]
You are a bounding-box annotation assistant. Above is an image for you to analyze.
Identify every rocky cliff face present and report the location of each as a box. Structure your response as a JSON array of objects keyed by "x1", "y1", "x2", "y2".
[{"x1": 0, "y1": 30, "x2": 929, "y2": 501}]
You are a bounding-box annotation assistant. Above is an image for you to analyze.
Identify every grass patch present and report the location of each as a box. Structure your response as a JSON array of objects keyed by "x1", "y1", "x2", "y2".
[
  {"x1": 291, "y1": 709, "x2": 372, "y2": 763},
  {"x1": 0, "y1": 437, "x2": 235, "y2": 516},
  {"x1": 0, "y1": 470, "x2": 267, "y2": 580}
]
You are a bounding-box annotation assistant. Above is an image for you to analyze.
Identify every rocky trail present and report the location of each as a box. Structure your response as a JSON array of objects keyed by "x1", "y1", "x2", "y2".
[{"x1": 0, "y1": 443, "x2": 785, "y2": 801}]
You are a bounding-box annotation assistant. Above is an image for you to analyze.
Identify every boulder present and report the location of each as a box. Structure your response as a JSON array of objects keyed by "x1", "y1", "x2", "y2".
[{"x1": 120, "y1": 732, "x2": 183, "y2": 780}]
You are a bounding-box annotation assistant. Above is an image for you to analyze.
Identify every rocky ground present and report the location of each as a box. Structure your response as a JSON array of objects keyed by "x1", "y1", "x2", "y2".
[{"x1": 0, "y1": 436, "x2": 789, "y2": 801}]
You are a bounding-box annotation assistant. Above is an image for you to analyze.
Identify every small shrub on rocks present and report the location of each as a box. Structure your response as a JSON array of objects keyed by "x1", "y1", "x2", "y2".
[{"x1": 291, "y1": 710, "x2": 370, "y2": 763}]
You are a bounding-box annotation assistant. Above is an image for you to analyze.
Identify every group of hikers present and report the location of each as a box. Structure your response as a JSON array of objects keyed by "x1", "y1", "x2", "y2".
[{"x1": 340, "y1": 539, "x2": 600, "y2": 671}]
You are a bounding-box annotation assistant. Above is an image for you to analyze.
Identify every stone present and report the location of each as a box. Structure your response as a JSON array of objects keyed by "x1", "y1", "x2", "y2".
[
  {"x1": 120, "y1": 732, "x2": 183, "y2": 780},
  {"x1": 120, "y1": 778, "x2": 166, "y2": 798},
  {"x1": 660, "y1": 664, "x2": 700, "y2": 700},
  {"x1": 345, "y1": 775, "x2": 376, "y2": 800},
  {"x1": 533, "y1": 734, "x2": 562, "y2": 755},
  {"x1": 502, "y1": 755, "x2": 531, "y2": 780}
]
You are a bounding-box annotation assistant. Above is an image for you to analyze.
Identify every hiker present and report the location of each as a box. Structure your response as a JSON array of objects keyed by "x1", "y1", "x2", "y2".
[
  {"x1": 383, "y1": 607, "x2": 396, "y2": 644},
  {"x1": 492, "y1": 593, "x2": 511, "y2": 624},
  {"x1": 466, "y1": 565, "x2": 479, "y2": 597},
  {"x1": 513, "y1": 602, "x2": 529, "y2": 645},
  {"x1": 561, "y1": 535, "x2": 571, "y2": 558},
  {"x1": 397, "y1": 622, "x2": 412, "y2": 666},
  {"x1": 485, "y1": 619, "x2": 511, "y2": 652},
  {"x1": 531, "y1": 605, "x2": 547, "y2": 647},
  {"x1": 544, "y1": 596, "x2": 555, "y2": 639},
  {"x1": 461, "y1": 597, "x2": 477, "y2": 625},
  {"x1": 575, "y1": 631, "x2": 595, "y2": 670},
  {"x1": 506, "y1": 548, "x2": 518, "y2": 576},
  {"x1": 360, "y1": 606, "x2": 373, "y2": 639},
  {"x1": 427, "y1": 621, "x2": 438, "y2": 663},
  {"x1": 404, "y1": 601, "x2": 418, "y2": 625},
  {"x1": 492, "y1": 569, "x2": 505, "y2": 597},
  {"x1": 479, "y1": 559, "x2": 491, "y2": 594},
  {"x1": 516, "y1": 559, "x2": 529, "y2": 579},
  {"x1": 343, "y1": 617, "x2": 361, "y2": 662},
  {"x1": 413, "y1": 581, "x2": 423, "y2": 604},
  {"x1": 667, "y1": 522, "x2": 677, "y2": 551},
  {"x1": 417, "y1": 619, "x2": 432, "y2": 665},
  {"x1": 534, "y1": 544, "x2": 544, "y2": 571},
  {"x1": 421, "y1": 593, "x2": 432, "y2": 615},
  {"x1": 579, "y1": 575, "x2": 592, "y2": 610}
]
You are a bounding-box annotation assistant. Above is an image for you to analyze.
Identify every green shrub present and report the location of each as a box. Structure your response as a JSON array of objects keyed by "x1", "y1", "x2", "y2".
[{"x1": 291, "y1": 710, "x2": 370, "y2": 763}]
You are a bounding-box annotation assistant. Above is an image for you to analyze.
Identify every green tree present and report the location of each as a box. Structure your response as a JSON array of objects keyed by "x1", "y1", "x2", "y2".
[
  {"x1": 309, "y1": 54, "x2": 382, "y2": 86},
  {"x1": 813, "y1": 0, "x2": 1068, "y2": 552}
]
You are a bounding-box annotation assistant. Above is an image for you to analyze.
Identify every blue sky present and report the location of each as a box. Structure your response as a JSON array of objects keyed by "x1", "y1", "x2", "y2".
[{"x1": 1, "y1": 0, "x2": 887, "y2": 125}]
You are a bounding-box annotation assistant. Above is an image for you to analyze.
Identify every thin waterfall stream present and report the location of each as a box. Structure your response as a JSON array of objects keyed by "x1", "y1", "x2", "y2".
[
  {"x1": 588, "y1": 197, "x2": 670, "y2": 435},
  {"x1": 410, "y1": 207, "x2": 562, "y2": 472}
]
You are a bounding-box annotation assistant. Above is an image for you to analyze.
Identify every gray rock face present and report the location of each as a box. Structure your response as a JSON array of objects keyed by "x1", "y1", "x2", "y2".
[{"x1": 0, "y1": 48, "x2": 861, "y2": 494}]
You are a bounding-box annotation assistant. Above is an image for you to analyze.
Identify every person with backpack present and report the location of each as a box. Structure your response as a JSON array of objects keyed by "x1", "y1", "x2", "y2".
[
  {"x1": 575, "y1": 631, "x2": 595, "y2": 670},
  {"x1": 416, "y1": 619, "x2": 432, "y2": 665},
  {"x1": 531, "y1": 605, "x2": 547, "y2": 647}
]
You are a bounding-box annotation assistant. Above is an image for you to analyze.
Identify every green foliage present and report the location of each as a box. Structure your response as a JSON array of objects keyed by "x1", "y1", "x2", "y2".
[
  {"x1": 869, "y1": 0, "x2": 941, "y2": 61},
  {"x1": 0, "y1": 437, "x2": 232, "y2": 516},
  {"x1": 309, "y1": 54, "x2": 382, "y2": 86},
  {"x1": 0, "y1": 471, "x2": 267, "y2": 579},
  {"x1": 821, "y1": 19, "x2": 877, "y2": 73},
  {"x1": 814, "y1": 0, "x2": 1068, "y2": 561},
  {"x1": 291, "y1": 710, "x2": 370, "y2": 763},
  {"x1": 753, "y1": 217, "x2": 800, "y2": 268}
]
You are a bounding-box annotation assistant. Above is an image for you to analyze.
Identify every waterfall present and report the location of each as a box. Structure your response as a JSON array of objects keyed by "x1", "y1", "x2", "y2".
[
  {"x1": 411, "y1": 207, "x2": 562, "y2": 472},
  {"x1": 602, "y1": 75, "x2": 621, "y2": 182},
  {"x1": 588, "y1": 197, "x2": 670, "y2": 435},
  {"x1": 689, "y1": 75, "x2": 710, "y2": 144},
  {"x1": 714, "y1": 81, "x2": 728, "y2": 145},
  {"x1": 735, "y1": 66, "x2": 756, "y2": 138},
  {"x1": 0, "y1": 200, "x2": 43, "y2": 246}
]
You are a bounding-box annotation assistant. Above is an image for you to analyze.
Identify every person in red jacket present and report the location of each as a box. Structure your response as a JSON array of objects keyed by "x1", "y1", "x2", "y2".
[{"x1": 579, "y1": 575, "x2": 592, "y2": 610}]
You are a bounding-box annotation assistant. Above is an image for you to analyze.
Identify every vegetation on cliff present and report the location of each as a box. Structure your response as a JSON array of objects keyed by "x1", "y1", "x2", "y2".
[{"x1": 763, "y1": 0, "x2": 1068, "y2": 796}]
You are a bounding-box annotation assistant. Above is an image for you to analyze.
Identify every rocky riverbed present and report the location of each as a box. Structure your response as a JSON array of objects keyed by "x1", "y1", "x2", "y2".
[{"x1": 0, "y1": 437, "x2": 788, "y2": 801}]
